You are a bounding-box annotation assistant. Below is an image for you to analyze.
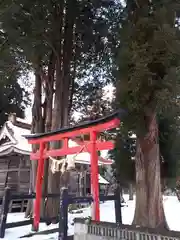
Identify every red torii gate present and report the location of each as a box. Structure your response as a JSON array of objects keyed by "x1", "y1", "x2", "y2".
[{"x1": 24, "y1": 110, "x2": 123, "y2": 231}]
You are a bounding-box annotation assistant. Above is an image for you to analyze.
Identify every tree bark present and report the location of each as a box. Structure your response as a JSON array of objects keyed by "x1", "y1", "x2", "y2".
[
  {"x1": 25, "y1": 65, "x2": 43, "y2": 218},
  {"x1": 129, "y1": 183, "x2": 133, "y2": 200},
  {"x1": 44, "y1": 0, "x2": 65, "y2": 220},
  {"x1": 45, "y1": 0, "x2": 76, "y2": 221},
  {"x1": 174, "y1": 177, "x2": 180, "y2": 202},
  {"x1": 61, "y1": 0, "x2": 76, "y2": 126},
  {"x1": 174, "y1": 189, "x2": 180, "y2": 201},
  {"x1": 40, "y1": 52, "x2": 55, "y2": 217},
  {"x1": 133, "y1": 113, "x2": 168, "y2": 229},
  {"x1": 44, "y1": 57, "x2": 64, "y2": 222}
]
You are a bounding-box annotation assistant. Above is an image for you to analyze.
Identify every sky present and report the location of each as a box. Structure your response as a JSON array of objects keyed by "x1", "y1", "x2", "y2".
[{"x1": 23, "y1": 72, "x2": 35, "y2": 122}]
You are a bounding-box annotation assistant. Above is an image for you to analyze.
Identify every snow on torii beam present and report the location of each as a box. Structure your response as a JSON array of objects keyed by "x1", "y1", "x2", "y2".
[{"x1": 24, "y1": 110, "x2": 124, "y2": 231}]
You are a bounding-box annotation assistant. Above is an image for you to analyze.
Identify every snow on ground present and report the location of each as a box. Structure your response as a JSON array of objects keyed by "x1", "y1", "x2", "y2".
[{"x1": 3, "y1": 195, "x2": 180, "y2": 240}]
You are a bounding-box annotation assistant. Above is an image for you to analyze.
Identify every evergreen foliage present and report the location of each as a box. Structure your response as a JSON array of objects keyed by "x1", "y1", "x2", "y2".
[
  {"x1": 0, "y1": 0, "x2": 122, "y2": 121},
  {"x1": 111, "y1": 129, "x2": 136, "y2": 187},
  {"x1": 159, "y1": 113, "x2": 180, "y2": 186},
  {"x1": 115, "y1": 0, "x2": 180, "y2": 187},
  {"x1": 117, "y1": 0, "x2": 180, "y2": 134},
  {"x1": 0, "y1": 24, "x2": 28, "y2": 126},
  {"x1": 112, "y1": 114, "x2": 180, "y2": 188}
]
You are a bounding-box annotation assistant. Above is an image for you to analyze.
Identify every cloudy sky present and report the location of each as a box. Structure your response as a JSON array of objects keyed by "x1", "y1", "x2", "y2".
[{"x1": 21, "y1": 72, "x2": 35, "y2": 122}]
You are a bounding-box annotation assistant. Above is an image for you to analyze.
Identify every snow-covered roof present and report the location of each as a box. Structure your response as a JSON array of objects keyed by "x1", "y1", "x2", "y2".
[
  {"x1": 0, "y1": 117, "x2": 113, "y2": 166},
  {"x1": 16, "y1": 117, "x2": 31, "y2": 125},
  {"x1": 98, "y1": 174, "x2": 109, "y2": 184},
  {"x1": 0, "y1": 120, "x2": 31, "y2": 156}
]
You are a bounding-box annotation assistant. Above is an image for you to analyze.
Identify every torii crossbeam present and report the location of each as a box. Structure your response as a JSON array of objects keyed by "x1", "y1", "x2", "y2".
[{"x1": 24, "y1": 110, "x2": 124, "y2": 231}]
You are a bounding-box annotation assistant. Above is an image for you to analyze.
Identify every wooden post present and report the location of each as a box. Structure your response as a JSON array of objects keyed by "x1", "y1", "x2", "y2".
[
  {"x1": 129, "y1": 183, "x2": 134, "y2": 200},
  {"x1": 80, "y1": 166, "x2": 83, "y2": 197},
  {"x1": 90, "y1": 131, "x2": 100, "y2": 221},
  {"x1": 84, "y1": 170, "x2": 87, "y2": 196},
  {"x1": 114, "y1": 185, "x2": 122, "y2": 224},
  {"x1": 59, "y1": 187, "x2": 68, "y2": 240},
  {"x1": 0, "y1": 187, "x2": 11, "y2": 238},
  {"x1": 77, "y1": 172, "x2": 80, "y2": 196},
  {"x1": 32, "y1": 142, "x2": 45, "y2": 232}
]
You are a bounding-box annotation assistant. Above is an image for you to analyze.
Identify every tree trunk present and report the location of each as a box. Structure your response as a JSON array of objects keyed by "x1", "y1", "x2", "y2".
[
  {"x1": 129, "y1": 183, "x2": 133, "y2": 200},
  {"x1": 174, "y1": 177, "x2": 180, "y2": 201},
  {"x1": 25, "y1": 66, "x2": 43, "y2": 218},
  {"x1": 133, "y1": 113, "x2": 168, "y2": 229},
  {"x1": 41, "y1": 52, "x2": 55, "y2": 217},
  {"x1": 44, "y1": 52, "x2": 64, "y2": 220},
  {"x1": 80, "y1": 170, "x2": 83, "y2": 197},
  {"x1": 45, "y1": 0, "x2": 76, "y2": 221},
  {"x1": 174, "y1": 189, "x2": 180, "y2": 201}
]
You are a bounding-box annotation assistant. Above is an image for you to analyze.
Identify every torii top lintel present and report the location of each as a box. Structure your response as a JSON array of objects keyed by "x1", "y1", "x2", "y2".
[
  {"x1": 24, "y1": 110, "x2": 125, "y2": 160},
  {"x1": 25, "y1": 110, "x2": 124, "y2": 143}
]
